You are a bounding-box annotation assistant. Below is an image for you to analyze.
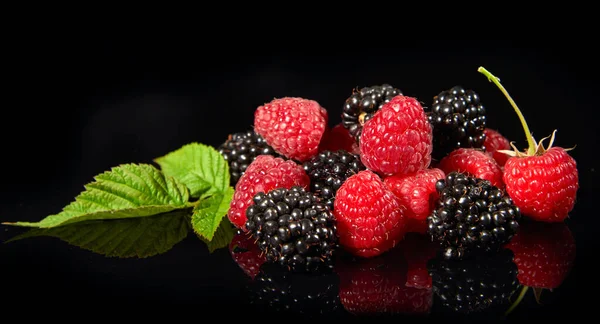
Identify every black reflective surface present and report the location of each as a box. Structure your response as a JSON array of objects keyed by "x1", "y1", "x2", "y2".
[{"x1": 2, "y1": 40, "x2": 596, "y2": 319}]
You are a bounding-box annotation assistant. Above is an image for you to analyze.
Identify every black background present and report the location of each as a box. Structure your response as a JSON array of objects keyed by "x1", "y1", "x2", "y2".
[{"x1": 1, "y1": 39, "x2": 597, "y2": 320}]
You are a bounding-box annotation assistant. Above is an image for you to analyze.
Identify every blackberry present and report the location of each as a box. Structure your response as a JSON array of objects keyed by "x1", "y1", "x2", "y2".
[
  {"x1": 427, "y1": 248, "x2": 520, "y2": 315},
  {"x1": 342, "y1": 84, "x2": 403, "y2": 142},
  {"x1": 425, "y1": 86, "x2": 487, "y2": 160},
  {"x1": 427, "y1": 171, "x2": 521, "y2": 260},
  {"x1": 244, "y1": 186, "x2": 338, "y2": 272},
  {"x1": 247, "y1": 262, "x2": 340, "y2": 318},
  {"x1": 302, "y1": 150, "x2": 366, "y2": 210},
  {"x1": 218, "y1": 130, "x2": 280, "y2": 186}
]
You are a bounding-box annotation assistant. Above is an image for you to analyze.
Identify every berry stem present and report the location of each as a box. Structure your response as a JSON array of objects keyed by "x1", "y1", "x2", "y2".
[
  {"x1": 477, "y1": 67, "x2": 536, "y2": 156},
  {"x1": 505, "y1": 285, "x2": 529, "y2": 316}
]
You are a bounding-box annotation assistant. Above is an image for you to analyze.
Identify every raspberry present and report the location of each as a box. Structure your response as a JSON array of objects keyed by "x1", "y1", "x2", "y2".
[
  {"x1": 396, "y1": 233, "x2": 438, "y2": 290},
  {"x1": 424, "y1": 86, "x2": 487, "y2": 160},
  {"x1": 318, "y1": 123, "x2": 360, "y2": 155},
  {"x1": 227, "y1": 155, "x2": 310, "y2": 229},
  {"x1": 383, "y1": 168, "x2": 446, "y2": 221},
  {"x1": 438, "y1": 148, "x2": 504, "y2": 188},
  {"x1": 245, "y1": 186, "x2": 338, "y2": 272},
  {"x1": 427, "y1": 248, "x2": 520, "y2": 314},
  {"x1": 229, "y1": 230, "x2": 266, "y2": 280},
  {"x1": 483, "y1": 128, "x2": 511, "y2": 166},
  {"x1": 427, "y1": 172, "x2": 521, "y2": 260},
  {"x1": 218, "y1": 129, "x2": 281, "y2": 186},
  {"x1": 477, "y1": 67, "x2": 579, "y2": 222},
  {"x1": 333, "y1": 170, "x2": 407, "y2": 258},
  {"x1": 359, "y1": 95, "x2": 433, "y2": 176},
  {"x1": 302, "y1": 150, "x2": 366, "y2": 210},
  {"x1": 254, "y1": 97, "x2": 328, "y2": 162},
  {"x1": 341, "y1": 84, "x2": 403, "y2": 143},
  {"x1": 504, "y1": 147, "x2": 578, "y2": 222}
]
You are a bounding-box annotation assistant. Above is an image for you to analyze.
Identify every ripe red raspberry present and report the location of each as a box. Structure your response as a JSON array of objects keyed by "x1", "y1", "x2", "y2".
[
  {"x1": 504, "y1": 146, "x2": 578, "y2": 222},
  {"x1": 359, "y1": 95, "x2": 433, "y2": 176},
  {"x1": 227, "y1": 155, "x2": 310, "y2": 229},
  {"x1": 484, "y1": 128, "x2": 511, "y2": 166},
  {"x1": 438, "y1": 148, "x2": 504, "y2": 188},
  {"x1": 384, "y1": 168, "x2": 446, "y2": 221},
  {"x1": 254, "y1": 97, "x2": 328, "y2": 162},
  {"x1": 318, "y1": 123, "x2": 360, "y2": 155},
  {"x1": 478, "y1": 67, "x2": 579, "y2": 222},
  {"x1": 229, "y1": 231, "x2": 266, "y2": 280},
  {"x1": 333, "y1": 170, "x2": 407, "y2": 258}
]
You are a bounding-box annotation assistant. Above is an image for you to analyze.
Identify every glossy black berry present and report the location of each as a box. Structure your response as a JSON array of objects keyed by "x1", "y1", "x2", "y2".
[
  {"x1": 245, "y1": 186, "x2": 338, "y2": 272},
  {"x1": 247, "y1": 262, "x2": 340, "y2": 318},
  {"x1": 218, "y1": 129, "x2": 281, "y2": 186},
  {"x1": 427, "y1": 248, "x2": 521, "y2": 314},
  {"x1": 425, "y1": 86, "x2": 487, "y2": 160},
  {"x1": 342, "y1": 84, "x2": 403, "y2": 143},
  {"x1": 427, "y1": 171, "x2": 521, "y2": 260},
  {"x1": 302, "y1": 150, "x2": 366, "y2": 210}
]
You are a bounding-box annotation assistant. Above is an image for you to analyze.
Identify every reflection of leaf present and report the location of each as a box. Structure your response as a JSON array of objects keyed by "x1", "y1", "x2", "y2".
[
  {"x1": 199, "y1": 218, "x2": 235, "y2": 253},
  {"x1": 6, "y1": 209, "x2": 192, "y2": 258},
  {"x1": 2, "y1": 164, "x2": 190, "y2": 229}
]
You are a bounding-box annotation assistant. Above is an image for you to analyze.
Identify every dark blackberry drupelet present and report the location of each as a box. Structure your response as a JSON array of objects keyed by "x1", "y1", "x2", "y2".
[
  {"x1": 218, "y1": 130, "x2": 280, "y2": 186},
  {"x1": 302, "y1": 150, "x2": 366, "y2": 210},
  {"x1": 244, "y1": 186, "x2": 338, "y2": 272},
  {"x1": 427, "y1": 248, "x2": 521, "y2": 314},
  {"x1": 342, "y1": 84, "x2": 403, "y2": 142},
  {"x1": 427, "y1": 171, "x2": 521, "y2": 260},
  {"x1": 247, "y1": 262, "x2": 340, "y2": 318},
  {"x1": 425, "y1": 86, "x2": 487, "y2": 160}
]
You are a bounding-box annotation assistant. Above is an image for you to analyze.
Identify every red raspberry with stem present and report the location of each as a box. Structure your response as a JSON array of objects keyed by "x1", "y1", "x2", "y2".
[
  {"x1": 383, "y1": 168, "x2": 445, "y2": 223},
  {"x1": 484, "y1": 128, "x2": 511, "y2": 166},
  {"x1": 227, "y1": 155, "x2": 310, "y2": 229},
  {"x1": 359, "y1": 95, "x2": 433, "y2": 177},
  {"x1": 333, "y1": 170, "x2": 407, "y2": 258},
  {"x1": 438, "y1": 148, "x2": 504, "y2": 188},
  {"x1": 504, "y1": 221, "x2": 575, "y2": 313},
  {"x1": 318, "y1": 123, "x2": 361, "y2": 155},
  {"x1": 254, "y1": 97, "x2": 328, "y2": 162},
  {"x1": 478, "y1": 67, "x2": 579, "y2": 222}
]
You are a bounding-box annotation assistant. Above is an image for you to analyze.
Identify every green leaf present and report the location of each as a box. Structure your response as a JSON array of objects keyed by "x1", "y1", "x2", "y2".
[
  {"x1": 6, "y1": 209, "x2": 192, "y2": 258},
  {"x1": 198, "y1": 218, "x2": 235, "y2": 253},
  {"x1": 191, "y1": 186, "x2": 234, "y2": 241},
  {"x1": 154, "y1": 142, "x2": 230, "y2": 199},
  {"x1": 3, "y1": 163, "x2": 190, "y2": 229}
]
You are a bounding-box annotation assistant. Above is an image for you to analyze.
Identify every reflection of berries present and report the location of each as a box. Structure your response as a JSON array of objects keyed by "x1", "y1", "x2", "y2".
[
  {"x1": 303, "y1": 150, "x2": 366, "y2": 210},
  {"x1": 229, "y1": 230, "x2": 266, "y2": 280},
  {"x1": 438, "y1": 148, "x2": 504, "y2": 188},
  {"x1": 506, "y1": 221, "x2": 575, "y2": 291},
  {"x1": 483, "y1": 128, "x2": 511, "y2": 166},
  {"x1": 228, "y1": 155, "x2": 310, "y2": 230},
  {"x1": 360, "y1": 95, "x2": 433, "y2": 176},
  {"x1": 397, "y1": 233, "x2": 438, "y2": 289},
  {"x1": 334, "y1": 170, "x2": 407, "y2": 258},
  {"x1": 341, "y1": 84, "x2": 403, "y2": 143},
  {"x1": 427, "y1": 172, "x2": 521, "y2": 260},
  {"x1": 427, "y1": 248, "x2": 520, "y2": 314},
  {"x1": 425, "y1": 86, "x2": 487, "y2": 160},
  {"x1": 318, "y1": 123, "x2": 361, "y2": 155},
  {"x1": 245, "y1": 186, "x2": 338, "y2": 272},
  {"x1": 254, "y1": 97, "x2": 328, "y2": 162},
  {"x1": 248, "y1": 263, "x2": 340, "y2": 318},
  {"x1": 336, "y1": 249, "x2": 432, "y2": 315},
  {"x1": 218, "y1": 130, "x2": 281, "y2": 186},
  {"x1": 384, "y1": 168, "x2": 446, "y2": 220}
]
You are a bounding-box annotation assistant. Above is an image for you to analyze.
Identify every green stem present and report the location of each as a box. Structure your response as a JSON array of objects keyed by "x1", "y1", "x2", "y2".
[
  {"x1": 505, "y1": 286, "x2": 529, "y2": 316},
  {"x1": 477, "y1": 66, "x2": 536, "y2": 156}
]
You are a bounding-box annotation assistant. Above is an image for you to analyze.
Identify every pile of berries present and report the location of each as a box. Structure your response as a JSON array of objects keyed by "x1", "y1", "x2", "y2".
[{"x1": 219, "y1": 67, "x2": 579, "y2": 275}]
